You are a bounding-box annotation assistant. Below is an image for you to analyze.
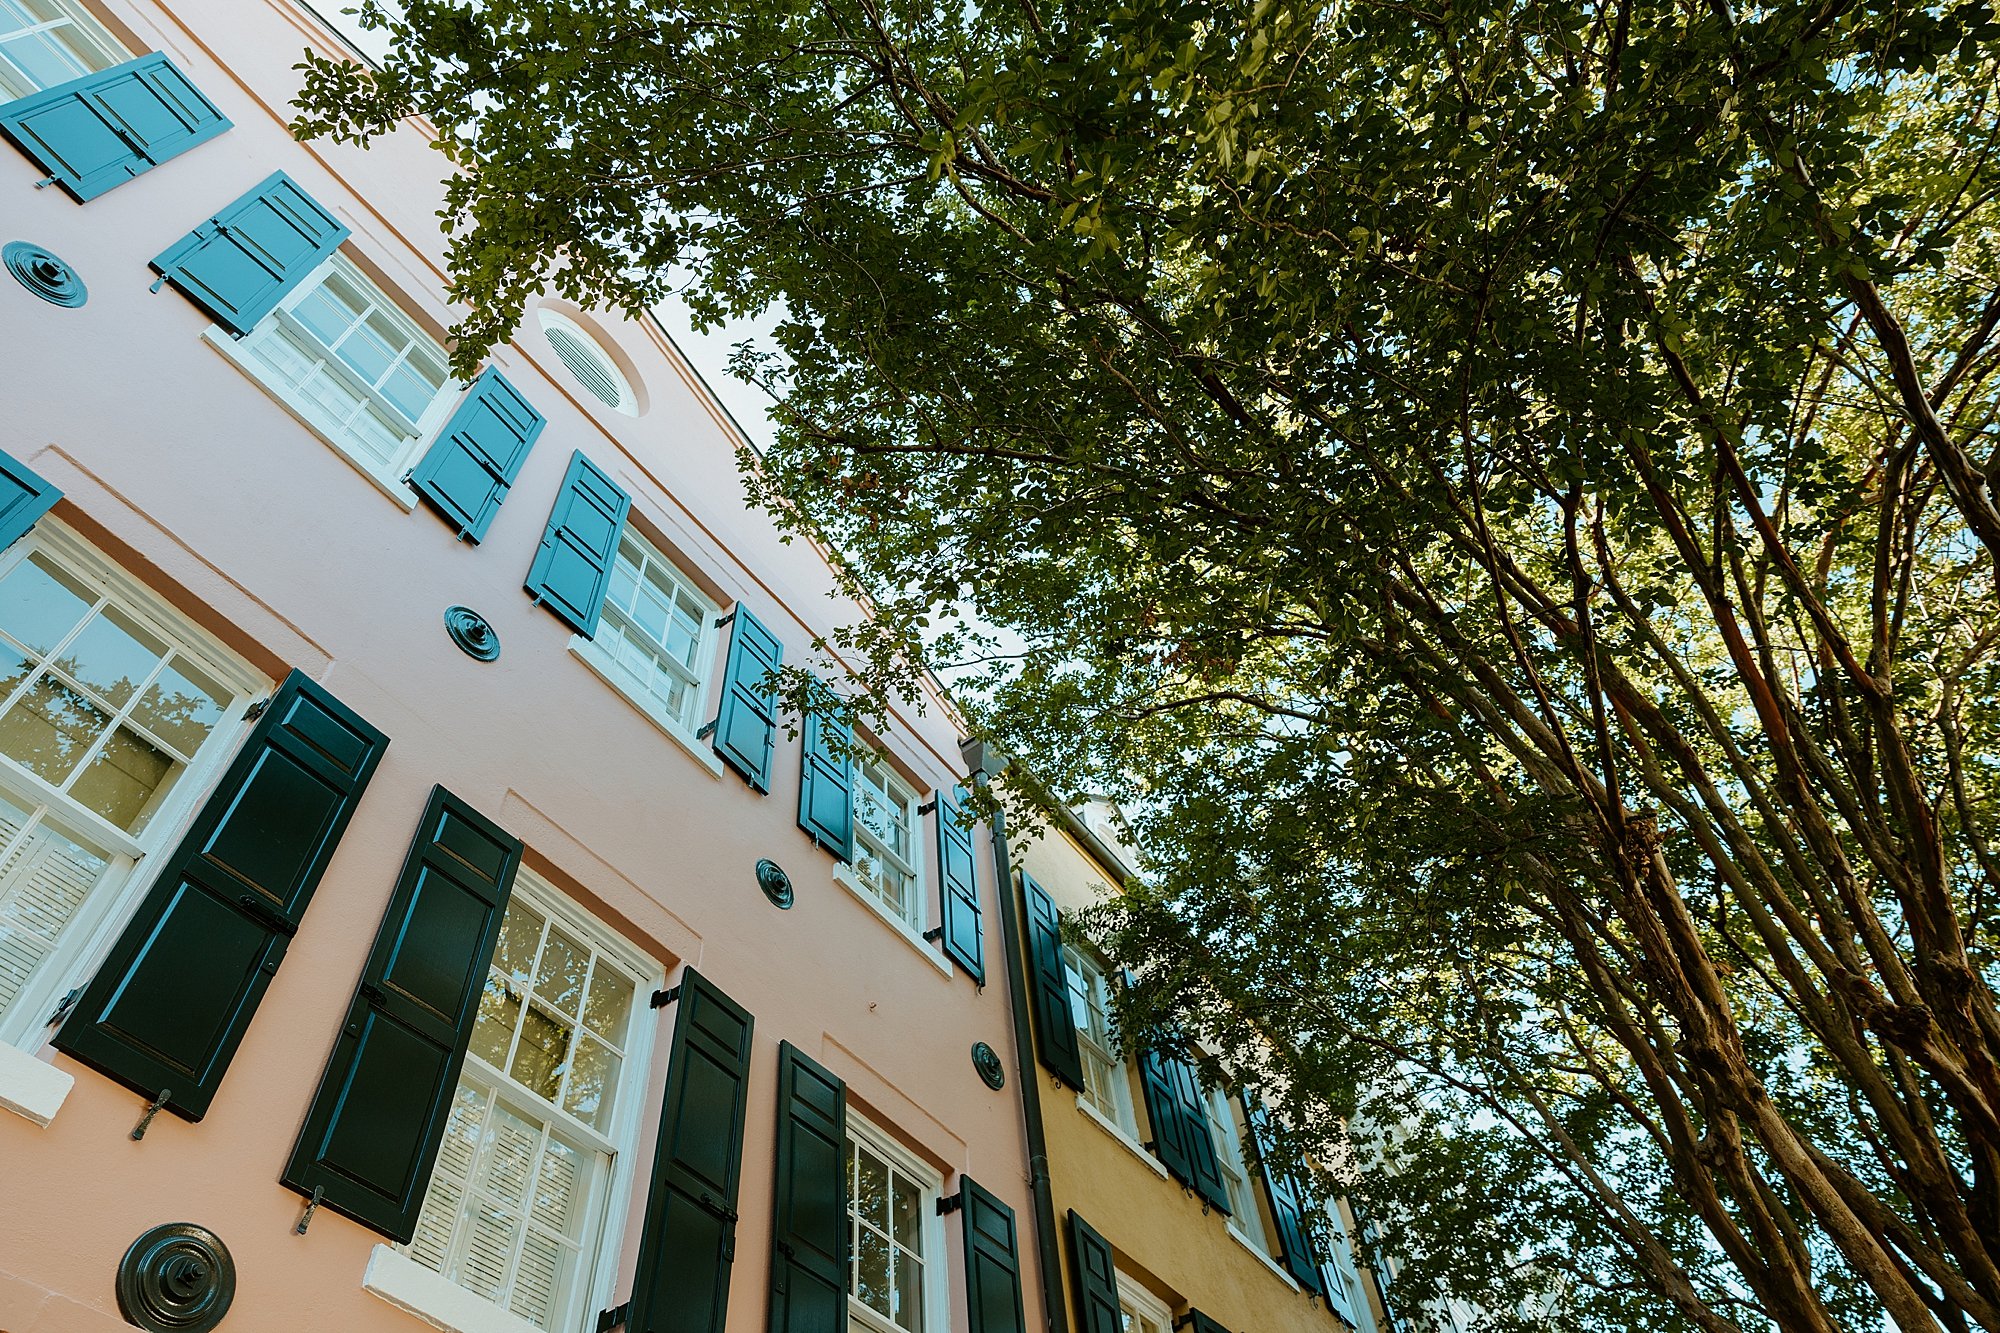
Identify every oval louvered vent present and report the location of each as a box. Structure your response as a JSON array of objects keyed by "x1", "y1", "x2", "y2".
[{"x1": 538, "y1": 309, "x2": 638, "y2": 415}]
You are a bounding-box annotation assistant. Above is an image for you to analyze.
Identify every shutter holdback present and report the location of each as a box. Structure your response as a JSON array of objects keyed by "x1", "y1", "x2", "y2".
[
  {"x1": 294, "y1": 1186, "x2": 324, "y2": 1235},
  {"x1": 935, "y1": 1190, "x2": 964, "y2": 1216},
  {"x1": 129, "y1": 1087, "x2": 171, "y2": 1140},
  {"x1": 650, "y1": 984, "x2": 681, "y2": 1009},
  {"x1": 595, "y1": 1301, "x2": 630, "y2": 1332}
]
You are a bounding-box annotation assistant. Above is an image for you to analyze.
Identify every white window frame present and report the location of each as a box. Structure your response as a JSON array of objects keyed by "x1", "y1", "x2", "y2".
[
  {"x1": 566, "y1": 527, "x2": 723, "y2": 777},
  {"x1": 1114, "y1": 1271, "x2": 1174, "y2": 1333},
  {"x1": 846, "y1": 1112, "x2": 950, "y2": 1333},
  {"x1": 1322, "y1": 1201, "x2": 1369, "y2": 1330},
  {"x1": 376, "y1": 867, "x2": 662, "y2": 1333},
  {"x1": 204, "y1": 252, "x2": 462, "y2": 510},
  {"x1": 0, "y1": 0, "x2": 127, "y2": 100},
  {"x1": 832, "y1": 753, "x2": 947, "y2": 974},
  {"x1": 1062, "y1": 945, "x2": 1138, "y2": 1137},
  {"x1": 1205, "y1": 1087, "x2": 1281, "y2": 1262},
  {"x1": 0, "y1": 522, "x2": 260, "y2": 1057}
]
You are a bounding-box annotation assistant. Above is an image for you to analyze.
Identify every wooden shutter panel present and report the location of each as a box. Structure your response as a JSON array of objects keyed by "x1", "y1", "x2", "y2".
[
  {"x1": 0, "y1": 53, "x2": 229, "y2": 203},
  {"x1": 625, "y1": 968, "x2": 755, "y2": 1333},
  {"x1": 149, "y1": 172, "x2": 348, "y2": 336},
  {"x1": 769, "y1": 1041, "x2": 848, "y2": 1333},
  {"x1": 934, "y1": 787, "x2": 983, "y2": 982},
  {"x1": 281, "y1": 786, "x2": 521, "y2": 1240},
  {"x1": 1020, "y1": 873, "x2": 1084, "y2": 1090},
  {"x1": 1176, "y1": 1058, "x2": 1231, "y2": 1214},
  {"x1": 408, "y1": 368, "x2": 546, "y2": 543},
  {"x1": 796, "y1": 682, "x2": 853, "y2": 859},
  {"x1": 707, "y1": 606, "x2": 781, "y2": 792},
  {"x1": 524, "y1": 450, "x2": 630, "y2": 635},
  {"x1": 1137, "y1": 1047, "x2": 1230, "y2": 1214},
  {"x1": 1066, "y1": 1211, "x2": 1122, "y2": 1333},
  {"x1": 961, "y1": 1176, "x2": 1027, "y2": 1333},
  {"x1": 1188, "y1": 1312, "x2": 1231, "y2": 1333},
  {"x1": 1244, "y1": 1096, "x2": 1324, "y2": 1293},
  {"x1": 0, "y1": 447, "x2": 59, "y2": 551},
  {"x1": 54, "y1": 671, "x2": 387, "y2": 1120}
]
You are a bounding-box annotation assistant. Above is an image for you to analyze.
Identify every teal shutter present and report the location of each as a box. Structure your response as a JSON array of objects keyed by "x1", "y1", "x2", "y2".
[
  {"x1": 281, "y1": 786, "x2": 521, "y2": 1240},
  {"x1": 796, "y1": 681, "x2": 853, "y2": 859},
  {"x1": 769, "y1": 1042, "x2": 848, "y2": 1333},
  {"x1": 524, "y1": 450, "x2": 630, "y2": 635},
  {"x1": 408, "y1": 368, "x2": 546, "y2": 543},
  {"x1": 1137, "y1": 1045, "x2": 1228, "y2": 1212},
  {"x1": 961, "y1": 1176, "x2": 1027, "y2": 1333},
  {"x1": 625, "y1": 968, "x2": 755, "y2": 1333},
  {"x1": 1066, "y1": 1211, "x2": 1122, "y2": 1333},
  {"x1": 54, "y1": 671, "x2": 388, "y2": 1121},
  {"x1": 1188, "y1": 1313, "x2": 1231, "y2": 1333},
  {"x1": 149, "y1": 172, "x2": 348, "y2": 335},
  {"x1": 707, "y1": 606, "x2": 781, "y2": 792},
  {"x1": 0, "y1": 53, "x2": 229, "y2": 202},
  {"x1": 934, "y1": 787, "x2": 983, "y2": 982},
  {"x1": 1245, "y1": 1096, "x2": 1325, "y2": 1293},
  {"x1": 0, "y1": 447, "x2": 59, "y2": 550},
  {"x1": 1020, "y1": 873, "x2": 1084, "y2": 1090}
]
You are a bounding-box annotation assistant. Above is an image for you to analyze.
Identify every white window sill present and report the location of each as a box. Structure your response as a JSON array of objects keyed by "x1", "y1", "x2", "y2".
[
  {"x1": 363, "y1": 1246, "x2": 550, "y2": 1333},
  {"x1": 1226, "y1": 1222, "x2": 1301, "y2": 1291},
  {"x1": 0, "y1": 1040, "x2": 73, "y2": 1128},
  {"x1": 832, "y1": 864, "x2": 952, "y2": 977},
  {"x1": 1073, "y1": 1093, "x2": 1168, "y2": 1179},
  {"x1": 202, "y1": 328, "x2": 422, "y2": 512},
  {"x1": 567, "y1": 641, "x2": 724, "y2": 780}
]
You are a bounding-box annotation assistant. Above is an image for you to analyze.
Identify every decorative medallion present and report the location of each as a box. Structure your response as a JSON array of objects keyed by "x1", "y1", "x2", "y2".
[
  {"x1": 971, "y1": 1041, "x2": 1006, "y2": 1090},
  {"x1": 443, "y1": 605, "x2": 501, "y2": 661},
  {"x1": 115, "y1": 1223, "x2": 235, "y2": 1333},
  {"x1": 756, "y1": 858, "x2": 794, "y2": 909},
  {"x1": 3, "y1": 241, "x2": 86, "y2": 307}
]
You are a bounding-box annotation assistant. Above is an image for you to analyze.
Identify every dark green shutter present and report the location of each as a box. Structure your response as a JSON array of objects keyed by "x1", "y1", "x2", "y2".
[
  {"x1": 961, "y1": 1176, "x2": 1026, "y2": 1333},
  {"x1": 524, "y1": 450, "x2": 630, "y2": 635},
  {"x1": 0, "y1": 447, "x2": 59, "y2": 551},
  {"x1": 149, "y1": 172, "x2": 348, "y2": 335},
  {"x1": 1066, "y1": 1211, "x2": 1121, "y2": 1333},
  {"x1": 935, "y1": 787, "x2": 983, "y2": 982},
  {"x1": 55, "y1": 671, "x2": 388, "y2": 1120},
  {"x1": 1188, "y1": 1312, "x2": 1231, "y2": 1333},
  {"x1": 1136, "y1": 1045, "x2": 1229, "y2": 1213},
  {"x1": 407, "y1": 367, "x2": 545, "y2": 543},
  {"x1": 281, "y1": 786, "x2": 521, "y2": 1240},
  {"x1": 0, "y1": 53, "x2": 229, "y2": 202},
  {"x1": 1021, "y1": 873, "x2": 1084, "y2": 1090},
  {"x1": 1244, "y1": 1096, "x2": 1325, "y2": 1293},
  {"x1": 708, "y1": 606, "x2": 781, "y2": 792},
  {"x1": 625, "y1": 968, "x2": 755, "y2": 1333},
  {"x1": 797, "y1": 681, "x2": 853, "y2": 859},
  {"x1": 769, "y1": 1041, "x2": 848, "y2": 1333}
]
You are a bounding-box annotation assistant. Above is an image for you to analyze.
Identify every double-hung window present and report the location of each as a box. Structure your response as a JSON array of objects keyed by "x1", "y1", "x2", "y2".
[
  {"x1": 0, "y1": 527, "x2": 252, "y2": 1047},
  {"x1": 1115, "y1": 1272, "x2": 1174, "y2": 1333},
  {"x1": 403, "y1": 873, "x2": 653, "y2": 1332},
  {"x1": 1205, "y1": 1089, "x2": 1279, "y2": 1256},
  {"x1": 572, "y1": 529, "x2": 717, "y2": 741},
  {"x1": 212, "y1": 254, "x2": 459, "y2": 499},
  {"x1": 1063, "y1": 946, "x2": 1138, "y2": 1136},
  {"x1": 848, "y1": 756, "x2": 922, "y2": 931},
  {"x1": 847, "y1": 1114, "x2": 943, "y2": 1333},
  {"x1": 1322, "y1": 1202, "x2": 1369, "y2": 1329},
  {"x1": 0, "y1": 0, "x2": 125, "y2": 100}
]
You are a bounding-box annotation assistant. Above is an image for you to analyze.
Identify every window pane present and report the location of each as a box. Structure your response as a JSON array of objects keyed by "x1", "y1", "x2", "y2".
[
  {"x1": 0, "y1": 672, "x2": 109, "y2": 786},
  {"x1": 891, "y1": 1173, "x2": 920, "y2": 1248},
  {"x1": 893, "y1": 1250, "x2": 923, "y2": 1331},
  {"x1": 291, "y1": 281, "x2": 357, "y2": 347},
  {"x1": 338, "y1": 319, "x2": 397, "y2": 386},
  {"x1": 509, "y1": 1002, "x2": 570, "y2": 1102},
  {"x1": 856, "y1": 1226, "x2": 892, "y2": 1318},
  {"x1": 0, "y1": 802, "x2": 109, "y2": 1025},
  {"x1": 562, "y1": 1034, "x2": 620, "y2": 1131},
  {"x1": 134, "y1": 658, "x2": 228, "y2": 756},
  {"x1": 856, "y1": 1145, "x2": 889, "y2": 1230},
  {"x1": 68, "y1": 724, "x2": 176, "y2": 833},
  {"x1": 0, "y1": 554, "x2": 94, "y2": 656},
  {"x1": 535, "y1": 926, "x2": 587, "y2": 1016},
  {"x1": 493, "y1": 902, "x2": 545, "y2": 983},
  {"x1": 471, "y1": 980, "x2": 522, "y2": 1070},
  {"x1": 56, "y1": 605, "x2": 165, "y2": 709},
  {"x1": 583, "y1": 965, "x2": 633, "y2": 1040}
]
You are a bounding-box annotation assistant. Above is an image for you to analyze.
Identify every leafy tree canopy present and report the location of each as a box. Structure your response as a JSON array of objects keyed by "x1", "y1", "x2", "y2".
[{"x1": 297, "y1": 0, "x2": 2000, "y2": 1326}]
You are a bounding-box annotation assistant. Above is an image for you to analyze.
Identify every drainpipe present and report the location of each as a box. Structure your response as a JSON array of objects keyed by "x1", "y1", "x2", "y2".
[{"x1": 962, "y1": 738, "x2": 1069, "y2": 1333}]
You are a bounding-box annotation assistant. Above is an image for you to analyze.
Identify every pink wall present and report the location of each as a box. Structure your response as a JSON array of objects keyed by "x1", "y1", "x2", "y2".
[{"x1": 0, "y1": 0, "x2": 1036, "y2": 1328}]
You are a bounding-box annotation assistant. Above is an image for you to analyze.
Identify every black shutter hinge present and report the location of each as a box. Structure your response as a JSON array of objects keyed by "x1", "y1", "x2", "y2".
[
  {"x1": 130, "y1": 1087, "x2": 172, "y2": 1141},
  {"x1": 45, "y1": 985, "x2": 80, "y2": 1029},
  {"x1": 695, "y1": 718, "x2": 718, "y2": 740},
  {"x1": 916, "y1": 797, "x2": 939, "y2": 816},
  {"x1": 1173, "y1": 1317, "x2": 1197, "y2": 1331},
  {"x1": 936, "y1": 1190, "x2": 964, "y2": 1216},
  {"x1": 713, "y1": 610, "x2": 737, "y2": 630},
  {"x1": 243, "y1": 696, "x2": 272, "y2": 722},
  {"x1": 650, "y1": 984, "x2": 681, "y2": 1009},
  {"x1": 921, "y1": 927, "x2": 944, "y2": 943},
  {"x1": 597, "y1": 1301, "x2": 631, "y2": 1332},
  {"x1": 295, "y1": 1185, "x2": 324, "y2": 1235}
]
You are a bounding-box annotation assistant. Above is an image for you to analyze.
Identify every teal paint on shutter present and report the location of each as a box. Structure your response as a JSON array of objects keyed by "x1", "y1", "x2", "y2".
[
  {"x1": 280, "y1": 786, "x2": 521, "y2": 1240},
  {"x1": 1244, "y1": 1095, "x2": 1325, "y2": 1294},
  {"x1": 149, "y1": 171, "x2": 348, "y2": 336},
  {"x1": 1066, "y1": 1211, "x2": 1122, "y2": 1333},
  {"x1": 708, "y1": 606, "x2": 781, "y2": 792},
  {"x1": 769, "y1": 1041, "x2": 848, "y2": 1333},
  {"x1": 0, "y1": 53, "x2": 229, "y2": 202},
  {"x1": 625, "y1": 968, "x2": 755, "y2": 1333},
  {"x1": 796, "y1": 681, "x2": 853, "y2": 859},
  {"x1": 407, "y1": 367, "x2": 545, "y2": 543},
  {"x1": 54, "y1": 671, "x2": 388, "y2": 1121},
  {"x1": 0, "y1": 447, "x2": 59, "y2": 551},
  {"x1": 961, "y1": 1176, "x2": 1026, "y2": 1333},
  {"x1": 1136, "y1": 1044, "x2": 1229, "y2": 1213},
  {"x1": 935, "y1": 786, "x2": 983, "y2": 982},
  {"x1": 524, "y1": 450, "x2": 630, "y2": 635},
  {"x1": 1021, "y1": 873, "x2": 1084, "y2": 1090}
]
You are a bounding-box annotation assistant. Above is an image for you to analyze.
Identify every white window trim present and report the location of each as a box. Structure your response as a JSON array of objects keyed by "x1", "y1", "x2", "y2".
[
  {"x1": 566, "y1": 640, "x2": 723, "y2": 780},
  {"x1": 0, "y1": 1037, "x2": 72, "y2": 1127},
  {"x1": 1225, "y1": 1217, "x2": 1303, "y2": 1293},
  {"x1": 0, "y1": 522, "x2": 262, "y2": 1064},
  {"x1": 1063, "y1": 946, "x2": 1138, "y2": 1137},
  {"x1": 846, "y1": 1111, "x2": 951, "y2": 1333},
  {"x1": 1073, "y1": 1091, "x2": 1169, "y2": 1180},
  {"x1": 847, "y1": 757, "x2": 927, "y2": 933},
  {"x1": 832, "y1": 861, "x2": 951, "y2": 978},
  {"x1": 376, "y1": 868, "x2": 664, "y2": 1333},
  {"x1": 1114, "y1": 1271, "x2": 1175, "y2": 1333}
]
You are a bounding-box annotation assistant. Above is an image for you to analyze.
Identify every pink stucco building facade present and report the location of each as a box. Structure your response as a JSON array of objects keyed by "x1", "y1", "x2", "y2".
[{"x1": 0, "y1": 3, "x2": 1041, "y2": 1331}]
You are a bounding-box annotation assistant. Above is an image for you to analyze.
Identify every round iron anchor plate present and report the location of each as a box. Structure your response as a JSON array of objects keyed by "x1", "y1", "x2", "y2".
[
  {"x1": 756, "y1": 858, "x2": 794, "y2": 909},
  {"x1": 972, "y1": 1041, "x2": 1006, "y2": 1090},
  {"x1": 116, "y1": 1222, "x2": 235, "y2": 1332},
  {"x1": 3, "y1": 241, "x2": 86, "y2": 307},
  {"x1": 443, "y1": 605, "x2": 501, "y2": 661}
]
